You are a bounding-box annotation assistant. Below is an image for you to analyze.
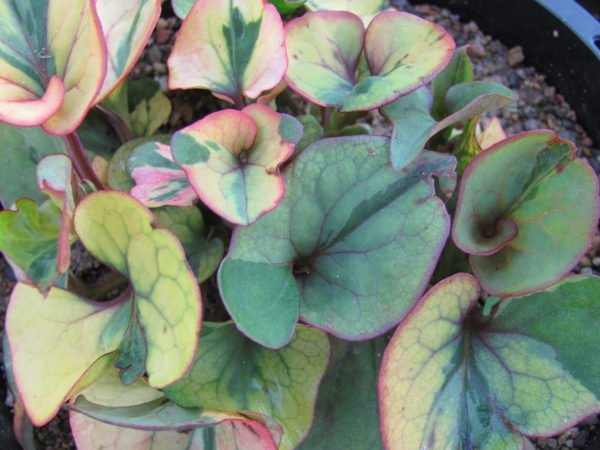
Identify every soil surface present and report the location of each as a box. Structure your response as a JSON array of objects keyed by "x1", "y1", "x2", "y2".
[{"x1": 1, "y1": 2, "x2": 599, "y2": 449}]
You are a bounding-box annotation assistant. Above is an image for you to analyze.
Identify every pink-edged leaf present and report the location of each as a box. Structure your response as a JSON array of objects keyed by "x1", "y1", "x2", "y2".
[
  {"x1": 285, "y1": 11, "x2": 455, "y2": 112},
  {"x1": 172, "y1": 104, "x2": 302, "y2": 226},
  {"x1": 36, "y1": 154, "x2": 75, "y2": 276},
  {"x1": 128, "y1": 141, "x2": 197, "y2": 207},
  {"x1": 168, "y1": 0, "x2": 287, "y2": 105},
  {"x1": 0, "y1": 0, "x2": 107, "y2": 135},
  {"x1": 379, "y1": 274, "x2": 600, "y2": 448},
  {"x1": 305, "y1": 0, "x2": 389, "y2": 24},
  {"x1": 453, "y1": 130, "x2": 600, "y2": 296},
  {"x1": 94, "y1": 0, "x2": 161, "y2": 103},
  {"x1": 68, "y1": 369, "x2": 283, "y2": 450}
]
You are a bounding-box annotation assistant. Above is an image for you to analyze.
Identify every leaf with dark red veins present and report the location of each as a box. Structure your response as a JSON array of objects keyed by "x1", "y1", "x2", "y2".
[
  {"x1": 380, "y1": 274, "x2": 600, "y2": 449},
  {"x1": 453, "y1": 130, "x2": 599, "y2": 296},
  {"x1": 381, "y1": 81, "x2": 517, "y2": 170},
  {"x1": 285, "y1": 11, "x2": 455, "y2": 112},
  {"x1": 218, "y1": 135, "x2": 452, "y2": 348},
  {"x1": 129, "y1": 141, "x2": 197, "y2": 207},
  {"x1": 168, "y1": 0, "x2": 287, "y2": 105},
  {"x1": 172, "y1": 104, "x2": 302, "y2": 226},
  {"x1": 0, "y1": 0, "x2": 106, "y2": 135}
]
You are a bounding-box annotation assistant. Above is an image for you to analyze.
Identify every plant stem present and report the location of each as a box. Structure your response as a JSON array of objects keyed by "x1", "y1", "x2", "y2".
[
  {"x1": 64, "y1": 132, "x2": 103, "y2": 190},
  {"x1": 321, "y1": 107, "x2": 330, "y2": 129},
  {"x1": 96, "y1": 104, "x2": 134, "y2": 144}
]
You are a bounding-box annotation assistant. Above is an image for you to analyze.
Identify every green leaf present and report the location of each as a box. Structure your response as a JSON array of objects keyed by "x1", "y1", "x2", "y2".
[
  {"x1": 218, "y1": 135, "x2": 453, "y2": 348},
  {"x1": 285, "y1": 11, "x2": 455, "y2": 112},
  {"x1": 168, "y1": 0, "x2": 287, "y2": 105},
  {"x1": 76, "y1": 109, "x2": 122, "y2": 160},
  {"x1": 172, "y1": 105, "x2": 302, "y2": 225},
  {"x1": 453, "y1": 130, "x2": 599, "y2": 296},
  {"x1": 432, "y1": 46, "x2": 473, "y2": 120},
  {"x1": 381, "y1": 81, "x2": 517, "y2": 170},
  {"x1": 0, "y1": 199, "x2": 63, "y2": 289},
  {"x1": 107, "y1": 135, "x2": 170, "y2": 192},
  {"x1": 164, "y1": 323, "x2": 330, "y2": 450},
  {"x1": 128, "y1": 79, "x2": 172, "y2": 137},
  {"x1": 268, "y1": 0, "x2": 306, "y2": 15},
  {"x1": 154, "y1": 206, "x2": 224, "y2": 282},
  {"x1": 380, "y1": 274, "x2": 600, "y2": 448},
  {"x1": 295, "y1": 114, "x2": 324, "y2": 155},
  {"x1": 298, "y1": 337, "x2": 385, "y2": 450},
  {"x1": 0, "y1": 123, "x2": 67, "y2": 206},
  {"x1": 171, "y1": 0, "x2": 194, "y2": 19}
]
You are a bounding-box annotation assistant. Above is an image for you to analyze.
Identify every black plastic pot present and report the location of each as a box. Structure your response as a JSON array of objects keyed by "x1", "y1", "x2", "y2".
[{"x1": 410, "y1": 0, "x2": 600, "y2": 145}]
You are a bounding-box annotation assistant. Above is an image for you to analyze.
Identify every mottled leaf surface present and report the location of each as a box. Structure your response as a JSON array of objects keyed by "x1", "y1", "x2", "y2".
[
  {"x1": 0, "y1": 123, "x2": 67, "y2": 206},
  {"x1": 107, "y1": 135, "x2": 170, "y2": 192},
  {"x1": 453, "y1": 131, "x2": 599, "y2": 296},
  {"x1": 129, "y1": 141, "x2": 196, "y2": 207},
  {"x1": 168, "y1": 0, "x2": 287, "y2": 104},
  {"x1": 380, "y1": 274, "x2": 600, "y2": 449},
  {"x1": 6, "y1": 283, "x2": 127, "y2": 425},
  {"x1": 381, "y1": 81, "x2": 516, "y2": 170},
  {"x1": 74, "y1": 191, "x2": 202, "y2": 387},
  {"x1": 94, "y1": 0, "x2": 161, "y2": 102},
  {"x1": 172, "y1": 104, "x2": 301, "y2": 225},
  {"x1": 219, "y1": 136, "x2": 452, "y2": 347},
  {"x1": 164, "y1": 323, "x2": 329, "y2": 450},
  {"x1": 0, "y1": 0, "x2": 106, "y2": 134},
  {"x1": 298, "y1": 337, "x2": 385, "y2": 450},
  {"x1": 285, "y1": 11, "x2": 454, "y2": 111},
  {"x1": 154, "y1": 206, "x2": 224, "y2": 283}
]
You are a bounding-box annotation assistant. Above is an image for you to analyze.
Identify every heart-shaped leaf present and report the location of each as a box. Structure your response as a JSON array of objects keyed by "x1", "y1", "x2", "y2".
[
  {"x1": 218, "y1": 136, "x2": 453, "y2": 348},
  {"x1": 381, "y1": 81, "x2": 517, "y2": 170},
  {"x1": 6, "y1": 283, "x2": 128, "y2": 425},
  {"x1": 0, "y1": 199, "x2": 66, "y2": 289},
  {"x1": 379, "y1": 274, "x2": 600, "y2": 448},
  {"x1": 129, "y1": 141, "x2": 196, "y2": 207},
  {"x1": 0, "y1": 0, "x2": 106, "y2": 134},
  {"x1": 6, "y1": 191, "x2": 202, "y2": 425},
  {"x1": 163, "y1": 322, "x2": 329, "y2": 450},
  {"x1": 168, "y1": 0, "x2": 287, "y2": 105},
  {"x1": 297, "y1": 337, "x2": 385, "y2": 450},
  {"x1": 172, "y1": 104, "x2": 302, "y2": 225},
  {"x1": 0, "y1": 124, "x2": 68, "y2": 207},
  {"x1": 69, "y1": 367, "x2": 283, "y2": 450},
  {"x1": 285, "y1": 11, "x2": 455, "y2": 112},
  {"x1": 154, "y1": 206, "x2": 224, "y2": 283},
  {"x1": 74, "y1": 191, "x2": 202, "y2": 386},
  {"x1": 94, "y1": 0, "x2": 161, "y2": 103},
  {"x1": 453, "y1": 130, "x2": 599, "y2": 296}
]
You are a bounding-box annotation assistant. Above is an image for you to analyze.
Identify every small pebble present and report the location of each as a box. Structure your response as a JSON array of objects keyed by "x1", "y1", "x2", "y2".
[
  {"x1": 508, "y1": 46, "x2": 525, "y2": 66},
  {"x1": 152, "y1": 62, "x2": 167, "y2": 75},
  {"x1": 466, "y1": 39, "x2": 486, "y2": 57}
]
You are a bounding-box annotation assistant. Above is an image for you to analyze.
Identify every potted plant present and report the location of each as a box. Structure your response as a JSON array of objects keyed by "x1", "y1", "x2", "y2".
[{"x1": 0, "y1": 0, "x2": 598, "y2": 448}]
